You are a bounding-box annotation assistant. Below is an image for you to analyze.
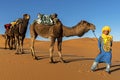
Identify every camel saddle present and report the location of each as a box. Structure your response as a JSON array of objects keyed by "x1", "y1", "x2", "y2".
[
  {"x1": 4, "y1": 24, "x2": 11, "y2": 29},
  {"x1": 11, "y1": 21, "x2": 17, "y2": 27},
  {"x1": 34, "y1": 14, "x2": 54, "y2": 25}
]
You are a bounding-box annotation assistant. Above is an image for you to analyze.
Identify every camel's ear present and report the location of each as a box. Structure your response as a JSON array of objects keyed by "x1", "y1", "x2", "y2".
[
  {"x1": 81, "y1": 20, "x2": 86, "y2": 24},
  {"x1": 80, "y1": 20, "x2": 84, "y2": 24}
]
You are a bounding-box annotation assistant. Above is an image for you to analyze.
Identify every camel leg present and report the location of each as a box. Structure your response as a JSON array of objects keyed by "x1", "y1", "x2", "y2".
[
  {"x1": 15, "y1": 36, "x2": 20, "y2": 54},
  {"x1": 13, "y1": 37, "x2": 16, "y2": 49},
  {"x1": 30, "y1": 24, "x2": 38, "y2": 60},
  {"x1": 30, "y1": 36, "x2": 38, "y2": 60},
  {"x1": 19, "y1": 38, "x2": 23, "y2": 54},
  {"x1": 8, "y1": 38, "x2": 11, "y2": 50},
  {"x1": 19, "y1": 36, "x2": 24, "y2": 54},
  {"x1": 21, "y1": 40, "x2": 24, "y2": 53},
  {"x1": 49, "y1": 37, "x2": 56, "y2": 63},
  {"x1": 57, "y1": 37, "x2": 65, "y2": 63},
  {"x1": 9, "y1": 37, "x2": 13, "y2": 50},
  {"x1": 5, "y1": 35, "x2": 8, "y2": 49}
]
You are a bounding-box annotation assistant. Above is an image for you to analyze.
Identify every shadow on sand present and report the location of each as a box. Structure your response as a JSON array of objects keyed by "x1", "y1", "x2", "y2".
[
  {"x1": 63, "y1": 54, "x2": 94, "y2": 63},
  {"x1": 95, "y1": 64, "x2": 120, "y2": 73},
  {"x1": 34, "y1": 55, "x2": 50, "y2": 60},
  {"x1": 32, "y1": 54, "x2": 95, "y2": 64},
  {"x1": 0, "y1": 47, "x2": 7, "y2": 49}
]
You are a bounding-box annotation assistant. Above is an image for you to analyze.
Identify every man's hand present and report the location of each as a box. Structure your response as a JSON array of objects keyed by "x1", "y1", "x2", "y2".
[{"x1": 97, "y1": 49, "x2": 101, "y2": 54}]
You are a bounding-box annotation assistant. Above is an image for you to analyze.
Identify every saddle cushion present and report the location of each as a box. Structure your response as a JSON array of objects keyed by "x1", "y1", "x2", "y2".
[
  {"x1": 4, "y1": 24, "x2": 11, "y2": 29},
  {"x1": 11, "y1": 21, "x2": 16, "y2": 27},
  {"x1": 35, "y1": 14, "x2": 54, "y2": 25}
]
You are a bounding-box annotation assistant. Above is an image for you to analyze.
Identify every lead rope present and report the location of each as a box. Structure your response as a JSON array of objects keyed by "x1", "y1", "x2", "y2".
[{"x1": 92, "y1": 31, "x2": 98, "y2": 39}]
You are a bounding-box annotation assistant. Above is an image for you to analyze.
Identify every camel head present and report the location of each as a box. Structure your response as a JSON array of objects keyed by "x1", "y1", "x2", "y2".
[
  {"x1": 79, "y1": 20, "x2": 96, "y2": 32},
  {"x1": 73, "y1": 20, "x2": 96, "y2": 37},
  {"x1": 23, "y1": 14, "x2": 30, "y2": 20}
]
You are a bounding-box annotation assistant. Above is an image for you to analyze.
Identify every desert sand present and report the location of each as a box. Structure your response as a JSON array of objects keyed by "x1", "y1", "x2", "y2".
[{"x1": 0, "y1": 34, "x2": 120, "y2": 80}]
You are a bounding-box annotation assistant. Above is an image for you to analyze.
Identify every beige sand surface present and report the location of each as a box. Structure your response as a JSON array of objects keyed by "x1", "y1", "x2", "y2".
[{"x1": 0, "y1": 34, "x2": 120, "y2": 80}]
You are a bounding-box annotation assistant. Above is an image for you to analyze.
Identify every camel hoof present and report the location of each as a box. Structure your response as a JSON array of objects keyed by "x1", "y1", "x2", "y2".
[
  {"x1": 21, "y1": 51, "x2": 25, "y2": 54},
  {"x1": 49, "y1": 61, "x2": 56, "y2": 64},
  {"x1": 15, "y1": 53, "x2": 19, "y2": 55},
  {"x1": 49, "y1": 58, "x2": 55, "y2": 63},
  {"x1": 33, "y1": 56, "x2": 39, "y2": 60},
  {"x1": 15, "y1": 51, "x2": 21, "y2": 55},
  {"x1": 9, "y1": 47, "x2": 13, "y2": 50}
]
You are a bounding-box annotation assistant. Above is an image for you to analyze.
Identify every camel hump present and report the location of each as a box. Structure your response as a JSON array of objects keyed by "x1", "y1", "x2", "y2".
[{"x1": 33, "y1": 13, "x2": 59, "y2": 26}]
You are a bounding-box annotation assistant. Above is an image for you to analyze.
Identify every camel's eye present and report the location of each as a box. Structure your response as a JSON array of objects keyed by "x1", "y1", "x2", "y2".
[{"x1": 87, "y1": 23, "x2": 90, "y2": 26}]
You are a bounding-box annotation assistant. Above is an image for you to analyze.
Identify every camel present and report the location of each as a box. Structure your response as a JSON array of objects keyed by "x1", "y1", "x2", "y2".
[
  {"x1": 4, "y1": 26, "x2": 15, "y2": 50},
  {"x1": 30, "y1": 20, "x2": 96, "y2": 63},
  {"x1": 14, "y1": 14, "x2": 30, "y2": 54}
]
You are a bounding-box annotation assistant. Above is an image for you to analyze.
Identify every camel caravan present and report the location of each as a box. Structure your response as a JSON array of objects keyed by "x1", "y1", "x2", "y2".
[
  {"x1": 4, "y1": 14, "x2": 30, "y2": 54},
  {"x1": 3, "y1": 13, "x2": 96, "y2": 63}
]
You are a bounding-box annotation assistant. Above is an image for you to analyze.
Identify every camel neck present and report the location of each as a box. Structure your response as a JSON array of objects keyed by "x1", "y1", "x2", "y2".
[
  {"x1": 63, "y1": 25, "x2": 89, "y2": 37},
  {"x1": 63, "y1": 25, "x2": 77, "y2": 37},
  {"x1": 22, "y1": 19, "x2": 29, "y2": 27}
]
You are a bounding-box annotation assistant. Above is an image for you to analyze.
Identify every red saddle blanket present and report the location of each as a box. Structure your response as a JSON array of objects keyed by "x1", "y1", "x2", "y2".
[{"x1": 4, "y1": 24, "x2": 11, "y2": 29}]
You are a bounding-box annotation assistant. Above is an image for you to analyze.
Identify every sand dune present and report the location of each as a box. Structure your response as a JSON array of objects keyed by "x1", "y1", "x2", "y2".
[{"x1": 0, "y1": 34, "x2": 120, "y2": 80}]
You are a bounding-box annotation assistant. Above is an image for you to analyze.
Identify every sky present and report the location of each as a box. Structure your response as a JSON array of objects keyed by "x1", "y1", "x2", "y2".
[{"x1": 0, "y1": 0, "x2": 120, "y2": 41}]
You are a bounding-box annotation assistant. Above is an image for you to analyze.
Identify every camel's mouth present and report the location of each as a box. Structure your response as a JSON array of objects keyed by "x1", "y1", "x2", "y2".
[
  {"x1": 90, "y1": 25, "x2": 96, "y2": 32},
  {"x1": 92, "y1": 28, "x2": 96, "y2": 32},
  {"x1": 92, "y1": 30, "x2": 95, "y2": 32}
]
